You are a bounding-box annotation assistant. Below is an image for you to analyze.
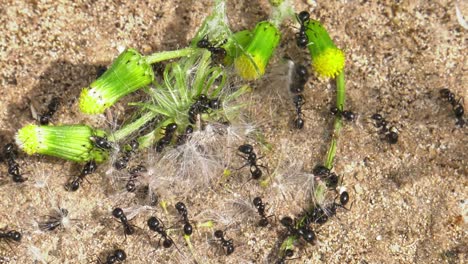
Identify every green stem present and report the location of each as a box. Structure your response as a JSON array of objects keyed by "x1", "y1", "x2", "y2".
[
  {"x1": 111, "y1": 111, "x2": 158, "y2": 142},
  {"x1": 324, "y1": 71, "x2": 345, "y2": 169},
  {"x1": 145, "y1": 47, "x2": 198, "y2": 64}
]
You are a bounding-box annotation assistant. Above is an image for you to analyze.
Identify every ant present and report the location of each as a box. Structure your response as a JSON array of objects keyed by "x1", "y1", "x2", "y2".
[
  {"x1": 440, "y1": 88, "x2": 465, "y2": 126},
  {"x1": 293, "y1": 94, "x2": 305, "y2": 129},
  {"x1": 330, "y1": 106, "x2": 356, "y2": 121},
  {"x1": 371, "y1": 113, "x2": 399, "y2": 144},
  {"x1": 156, "y1": 123, "x2": 178, "y2": 152},
  {"x1": 0, "y1": 229, "x2": 22, "y2": 249},
  {"x1": 296, "y1": 11, "x2": 310, "y2": 48},
  {"x1": 98, "y1": 249, "x2": 126, "y2": 264},
  {"x1": 147, "y1": 216, "x2": 174, "y2": 248},
  {"x1": 175, "y1": 202, "x2": 193, "y2": 236},
  {"x1": 176, "y1": 125, "x2": 194, "y2": 145},
  {"x1": 252, "y1": 197, "x2": 272, "y2": 227},
  {"x1": 280, "y1": 216, "x2": 315, "y2": 243},
  {"x1": 38, "y1": 208, "x2": 70, "y2": 232},
  {"x1": 3, "y1": 143, "x2": 26, "y2": 183},
  {"x1": 197, "y1": 36, "x2": 227, "y2": 61},
  {"x1": 312, "y1": 164, "x2": 339, "y2": 189},
  {"x1": 65, "y1": 160, "x2": 97, "y2": 191},
  {"x1": 214, "y1": 230, "x2": 234, "y2": 255},
  {"x1": 114, "y1": 140, "x2": 139, "y2": 170},
  {"x1": 237, "y1": 144, "x2": 267, "y2": 180},
  {"x1": 90, "y1": 135, "x2": 113, "y2": 150},
  {"x1": 188, "y1": 94, "x2": 218, "y2": 124},
  {"x1": 38, "y1": 97, "x2": 60, "y2": 125},
  {"x1": 112, "y1": 208, "x2": 135, "y2": 237},
  {"x1": 125, "y1": 165, "x2": 147, "y2": 192},
  {"x1": 276, "y1": 249, "x2": 295, "y2": 264}
]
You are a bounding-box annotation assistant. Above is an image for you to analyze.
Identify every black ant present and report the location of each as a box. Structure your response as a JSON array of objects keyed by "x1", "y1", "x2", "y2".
[
  {"x1": 440, "y1": 88, "x2": 465, "y2": 126},
  {"x1": 214, "y1": 230, "x2": 234, "y2": 256},
  {"x1": 295, "y1": 11, "x2": 310, "y2": 48},
  {"x1": 175, "y1": 202, "x2": 193, "y2": 236},
  {"x1": 176, "y1": 125, "x2": 194, "y2": 145},
  {"x1": 293, "y1": 94, "x2": 305, "y2": 129},
  {"x1": 112, "y1": 208, "x2": 135, "y2": 236},
  {"x1": 3, "y1": 143, "x2": 26, "y2": 183},
  {"x1": 114, "y1": 140, "x2": 139, "y2": 170},
  {"x1": 280, "y1": 216, "x2": 315, "y2": 243},
  {"x1": 330, "y1": 106, "x2": 356, "y2": 121},
  {"x1": 0, "y1": 228, "x2": 22, "y2": 249},
  {"x1": 90, "y1": 135, "x2": 113, "y2": 150},
  {"x1": 65, "y1": 160, "x2": 97, "y2": 191},
  {"x1": 188, "y1": 94, "x2": 219, "y2": 124},
  {"x1": 38, "y1": 97, "x2": 60, "y2": 125},
  {"x1": 312, "y1": 164, "x2": 339, "y2": 189},
  {"x1": 276, "y1": 249, "x2": 295, "y2": 264},
  {"x1": 371, "y1": 113, "x2": 399, "y2": 144},
  {"x1": 98, "y1": 249, "x2": 126, "y2": 264},
  {"x1": 155, "y1": 123, "x2": 178, "y2": 152},
  {"x1": 38, "y1": 208, "x2": 70, "y2": 232},
  {"x1": 147, "y1": 216, "x2": 174, "y2": 248},
  {"x1": 125, "y1": 165, "x2": 147, "y2": 192},
  {"x1": 252, "y1": 197, "x2": 272, "y2": 227},
  {"x1": 237, "y1": 144, "x2": 267, "y2": 180},
  {"x1": 197, "y1": 36, "x2": 227, "y2": 62}
]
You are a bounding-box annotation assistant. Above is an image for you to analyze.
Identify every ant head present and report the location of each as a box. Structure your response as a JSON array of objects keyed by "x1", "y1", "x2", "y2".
[
  {"x1": 297, "y1": 11, "x2": 310, "y2": 23},
  {"x1": 340, "y1": 191, "x2": 349, "y2": 206},
  {"x1": 8, "y1": 231, "x2": 22, "y2": 242},
  {"x1": 342, "y1": 110, "x2": 356, "y2": 121},
  {"x1": 371, "y1": 113, "x2": 383, "y2": 121},
  {"x1": 165, "y1": 123, "x2": 178, "y2": 133},
  {"x1": 197, "y1": 37, "x2": 210, "y2": 49},
  {"x1": 147, "y1": 216, "x2": 160, "y2": 231},
  {"x1": 175, "y1": 202, "x2": 186, "y2": 212},
  {"x1": 252, "y1": 197, "x2": 262, "y2": 207},
  {"x1": 183, "y1": 223, "x2": 193, "y2": 235},
  {"x1": 114, "y1": 249, "x2": 126, "y2": 261},
  {"x1": 238, "y1": 144, "x2": 253, "y2": 154},
  {"x1": 312, "y1": 164, "x2": 330, "y2": 176},
  {"x1": 112, "y1": 208, "x2": 124, "y2": 219}
]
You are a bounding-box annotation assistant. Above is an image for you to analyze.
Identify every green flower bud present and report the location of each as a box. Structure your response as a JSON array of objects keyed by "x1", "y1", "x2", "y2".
[
  {"x1": 305, "y1": 20, "x2": 345, "y2": 78},
  {"x1": 15, "y1": 124, "x2": 108, "y2": 163},
  {"x1": 234, "y1": 21, "x2": 281, "y2": 80},
  {"x1": 79, "y1": 49, "x2": 154, "y2": 114}
]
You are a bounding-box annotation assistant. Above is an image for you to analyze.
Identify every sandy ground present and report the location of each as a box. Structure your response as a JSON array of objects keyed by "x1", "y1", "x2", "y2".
[{"x1": 0, "y1": 0, "x2": 467, "y2": 263}]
